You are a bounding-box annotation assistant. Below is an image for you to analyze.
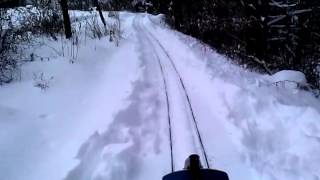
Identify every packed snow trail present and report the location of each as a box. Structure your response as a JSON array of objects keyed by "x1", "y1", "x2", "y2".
[
  {"x1": 1, "y1": 12, "x2": 320, "y2": 180},
  {"x1": 134, "y1": 15, "x2": 211, "y2": 171},
  {"x1": 134, "y1": 14, "x2": 253, "y2": 179}
]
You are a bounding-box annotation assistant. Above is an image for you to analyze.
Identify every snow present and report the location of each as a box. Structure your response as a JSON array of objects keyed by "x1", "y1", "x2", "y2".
[
  {"x1": 0, "y1": 11, "x2": 141, "y2": 180},
  {"x1": 271, "y1": 70, "x2": 307, "y2": 84},
  {"x1": 142, "y1": 14, "x2": 320, "y2": 180},
  {"x1": 69, "y1": 10, "x2": 96, "y2": 22},
  {"x1": 2, "y1": 6, "x2": 38, "y2": 29},
  {"x1": 1, "y1": 11, "x2": 320, "y2": 180},
  {"x1": 268, "y1": 70, "x2": 307, "y2": 89}
]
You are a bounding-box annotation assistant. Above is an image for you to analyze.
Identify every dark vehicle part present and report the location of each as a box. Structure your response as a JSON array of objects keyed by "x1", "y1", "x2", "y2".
[{"x1": 163, "y1": 154, "x2": 229, "y2": 180}]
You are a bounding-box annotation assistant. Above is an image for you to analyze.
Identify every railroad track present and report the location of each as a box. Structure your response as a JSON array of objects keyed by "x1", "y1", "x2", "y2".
[{"x1": 133, "y1": 15, "x2": 210, "y2": 172}]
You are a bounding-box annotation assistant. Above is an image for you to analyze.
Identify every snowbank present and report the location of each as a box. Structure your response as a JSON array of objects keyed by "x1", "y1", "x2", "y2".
[
  {"x1": 269, "y1": 70, "x2": 307, "y2": 89},
  {"x1": 2, "y1": 6, "x2": 39, "y2": 29},
  {"x1": 271, "y1": 70, "x2": 307, "y2": 84},
  {"x1": 0, "y1": 12, "x2": 141, "y2": 180},
  {"x1": 148, "y1": 13, "x2": 166, "y2": 26}
]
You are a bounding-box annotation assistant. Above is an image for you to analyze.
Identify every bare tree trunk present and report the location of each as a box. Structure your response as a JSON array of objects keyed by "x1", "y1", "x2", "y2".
[
  {"x1": 60, "y1": 0, "x2": 72, "y2": 39},
  {"x1": 94, "y1": 0, "x2": 106, "y2": 26}
]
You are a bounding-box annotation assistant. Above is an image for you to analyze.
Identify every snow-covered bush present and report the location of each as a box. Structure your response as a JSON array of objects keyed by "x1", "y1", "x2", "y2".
[
  {"x1": 37, "y1": 10, "x2": 63, "y2": 38},
  {"x1": 33, "y1": 72, "x2": 53, "y2": 91},
  {"x1": 0, "y1": 9, "x2": 27, "y2": 84},
  {"x1": 6, "y1": 4, "x2": 63, "y2": 38},
  {"x1": 0, "y1": 4, "x2": 64, "y2": 85},
  {"x1": 69, "y1": 24, "x2": 81, "y2": 63},
  {"x1": 85, "y1": 11, "x2": 108, "y2": 39},
  {"x1": 269, "y1": 70, "x2": 320, "y2": 96},
  {"x1": 108, "y1": 11, "x2": 121, "y2": 46},
  {"x1": 271, "y1": 70, "x2": 307, "y2": 89},
  {"x1": 83, "y1": 11, "x2": 122, "y2": 47}
]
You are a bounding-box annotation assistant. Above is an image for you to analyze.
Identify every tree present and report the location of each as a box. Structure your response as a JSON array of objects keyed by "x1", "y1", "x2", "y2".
[
  {"x1": 60, "y1": 0, "x2": 72, "y2": 39},
  {"x1": 94, "y1": 0, "x2": 106, "y2": 27}
]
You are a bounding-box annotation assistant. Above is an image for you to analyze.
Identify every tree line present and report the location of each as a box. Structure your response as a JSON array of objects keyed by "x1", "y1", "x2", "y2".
[
  {"x1": 53, "y1": 0, "x2": 320, "y2": 89},
  {"x1": 2, "y1": 0, "x2": 319, "y2": 88}
]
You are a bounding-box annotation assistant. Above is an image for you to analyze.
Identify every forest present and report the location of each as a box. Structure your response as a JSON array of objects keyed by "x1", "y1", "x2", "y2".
[
  {"x1": 1, "y1": 0, "x2": 320, "y2": 88},
  {"x1": 148, "y1": 0, "x2": 320, "y2": 89}
]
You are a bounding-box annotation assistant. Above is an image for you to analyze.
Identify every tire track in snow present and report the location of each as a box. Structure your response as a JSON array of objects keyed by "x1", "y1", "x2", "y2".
[
  {"x1": 135, "y1": 15, "x2": 210, "y2": 169},
  {"x1": 133, "y1": 16, "x2": 174, "y2": 172}
]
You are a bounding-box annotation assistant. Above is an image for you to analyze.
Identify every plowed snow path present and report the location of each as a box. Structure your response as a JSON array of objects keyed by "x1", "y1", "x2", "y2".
[
  {"x1": 2, "y1": 12, "x2": 319, "y2": 180},
  {"x1": 134, "y1": 14, "x2": 253, "y2": 178},
  {"x1": 134, "y1": 15, "x2": 211, "y2": 171}
]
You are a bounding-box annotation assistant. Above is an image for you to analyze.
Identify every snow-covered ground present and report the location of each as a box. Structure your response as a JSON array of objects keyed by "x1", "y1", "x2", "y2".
[
  {"x1": 0, "y1": 11, "x2": 141, "y2": 180},
  {"x1": 1, "y1": 12, "x2": 320, "y2": 180}
]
